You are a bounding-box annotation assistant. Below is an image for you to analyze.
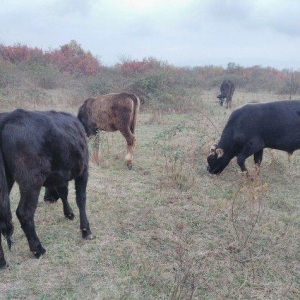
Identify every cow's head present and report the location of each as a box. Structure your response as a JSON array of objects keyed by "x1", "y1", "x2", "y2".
[
  {"x1": 207, "y1": 145, "x2": 230, "y2": 174},
  {"x1": 77, "y1": 103, "x2": 98, "y2": 137}
]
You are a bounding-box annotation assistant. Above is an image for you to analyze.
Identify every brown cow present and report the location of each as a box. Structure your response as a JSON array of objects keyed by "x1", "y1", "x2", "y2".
[
  {"x1": 217, "y1": 80, "x2": 235, "y2": 109},
  {"x1": 77, "y1": 92, "x2": 140, "y2": 169}
]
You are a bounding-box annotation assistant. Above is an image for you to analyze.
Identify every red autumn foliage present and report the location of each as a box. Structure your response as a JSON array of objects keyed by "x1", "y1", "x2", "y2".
[
  {"x1": 0, "y1": 40, "x2": 102, "y2": 75},
  {"x1": 0, "y1": 44, "x2": 44, "y2": 63},
  {"x1": 119, "y1": 57, "x2": 164, "y2": 76},
  {"x1": 46, "y1": 40, "x2": 102, "y2": 75}
]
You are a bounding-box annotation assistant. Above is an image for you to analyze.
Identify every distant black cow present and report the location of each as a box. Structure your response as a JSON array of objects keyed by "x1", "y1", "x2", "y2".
[
  {"x1": 207, "y1": 100, "x2": 300, "y2": 175},
  {"x1": 217, "y1": 80, "x2": 235, "y2": 108},
  {"x1": 0, "y1": 109, "x2": 94, "y2": 268}
]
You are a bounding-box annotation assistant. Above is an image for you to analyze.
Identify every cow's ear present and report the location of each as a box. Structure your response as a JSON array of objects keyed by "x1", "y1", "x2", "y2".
[{"x1": 216, "y1": 148, "x2": 224, "y2": 158}]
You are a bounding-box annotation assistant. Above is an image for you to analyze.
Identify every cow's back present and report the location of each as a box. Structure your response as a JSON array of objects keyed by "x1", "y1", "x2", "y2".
[
  {"x1": 221, "y1": 100, "x2": 300, "y2": 151},
  {"x1": 0, "y1": 109, "x2": 88, "y2": 184},
  {"x1": 84, "y1": 93, "x2": 137, "y2": 132}
]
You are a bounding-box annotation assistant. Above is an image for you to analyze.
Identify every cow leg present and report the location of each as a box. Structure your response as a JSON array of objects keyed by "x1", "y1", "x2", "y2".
[
  {"x1": 125, "y1": 143, "x2": 134, "y2": 170},
  {"x1": 6, "y1": 175, "x2": 14, "y2": 194},
  {"x1": 0, "y1": 170, "x2": 12, "y2": 267},
  {"x1": 75, "y1": 170, "x2": 94, "y2": 240},
  {"x1": 44, "y1": 186, "x2": 74, "y2": 220},
  {"x1": 16, "y1": 185, "x2": 46, "y2": 258},
  {"x1": 254, "y1": 150, "x2": 263, "y2": 175},
  {"x1": 227, "y1": 96, "x2": 231, "y2": 109},
  {"x1": 56, "y1": 185, "x2": 74, "y2": 220},
  {"x1": 44, "y1": 187, "x2": 59, "y2": 203},
  {"x1": 254, "y1": 150, "x2": 263, "y2": 165},
  {"x1": 119, "y1": 128, "x2": 135, "y2": 170},
  {"x1": 0, "y1": 235, "x2": 7, "y2": 268},
  {"x1": 237, "y1": 142, "x2": 264, "y2": 173},
  {"x1": 237, "y1": 156, "x2": 248, "y2": 173}
]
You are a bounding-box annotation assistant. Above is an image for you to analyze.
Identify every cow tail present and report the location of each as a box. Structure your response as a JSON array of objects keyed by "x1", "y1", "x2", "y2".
[
  {"x1": 129, "y1": 94, "x2": 140, "y2": 134},
  {"x1": 0, "y1": 124, "x2": 13, "y2": 250}
]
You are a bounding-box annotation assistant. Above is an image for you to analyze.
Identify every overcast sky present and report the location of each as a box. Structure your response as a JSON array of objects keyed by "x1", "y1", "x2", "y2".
[{"x1": 1, "y1": 0, "x2": 300, "y2": 70}]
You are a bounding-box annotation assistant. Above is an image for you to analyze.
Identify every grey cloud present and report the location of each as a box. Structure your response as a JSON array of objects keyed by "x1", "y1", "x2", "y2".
[
  {"x1": 53, "y1": 0, "x2": 93, "y2": 17},
  {"x1": 264, "y1": 2, "x2": 300, "y2": 37},
  {"x1": 1, "y1": 0, "x2": 300, "y2": 69},
  {"x1": 187, "y1": 0, "x2": 300, "y2": 37},
  {"x1": 205, "y1": 0, "x2": 253, "y2": 22}
]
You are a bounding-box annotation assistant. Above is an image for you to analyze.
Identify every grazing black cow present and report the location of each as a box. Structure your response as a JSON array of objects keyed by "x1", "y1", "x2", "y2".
[
  {"x1": 0, "y1": 109, "x2": 94, "y2": 268},
  {"x1": 207, "y1": 100, "x2": 300, "y2": 175},
  {"x1": 217, "y1": 80, "x2": 235, "y2": 108}
]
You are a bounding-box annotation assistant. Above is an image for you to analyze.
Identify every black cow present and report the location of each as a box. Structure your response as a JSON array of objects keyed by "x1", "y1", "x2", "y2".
[
  {"x1": 0, "y1": 109, "x2": 94, "y2": 268},
  {"x1": 217, "y1": 80, "x2": 235, "y2": 108},
  {"x1": 207, "y1": 100, "x2": 300, "y2": 175}
]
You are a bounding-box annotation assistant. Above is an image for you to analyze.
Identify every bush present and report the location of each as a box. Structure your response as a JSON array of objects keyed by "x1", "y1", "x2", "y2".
[
  {"x1": 0, "y1": 43, "x2": 44, "y2": 64},
  {"x1": 46, "y1": 40, "x2": 102, "y2": 76},
  {"x1": 0, "y1": 58, "x2": 22, "y2": 89},
  {"x1": 85, "y1": 69, "x2": 118, "y2": 96},
  {"x1": 24, "y1": 63, "x2": 62, "y2": 90},
  {"x1": 117, "y1": 56, "x2": 164, "y2": 77}
]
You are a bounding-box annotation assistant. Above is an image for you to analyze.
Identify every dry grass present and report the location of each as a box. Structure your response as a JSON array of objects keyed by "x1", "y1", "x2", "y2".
[{"x1": 0, "y1": 89, "x2": 300, "y2": 299}]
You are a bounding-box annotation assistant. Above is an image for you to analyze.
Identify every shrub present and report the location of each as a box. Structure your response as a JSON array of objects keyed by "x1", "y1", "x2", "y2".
[
  {"x1": 118, "y1": 56, "x2": 164, "y2": 76},
  {"x1": 277, "y1": 70, "x2": 300, "y2": 98},
  {"x1": 0, "y1": 58, "x2": 22, "y2": 88},
  {"x1": 85, "y1": 69, "x2": 118, "y2": 96},
  {"x1": 0, "y1": 43, "x2": 44, "y2": 64},
  {"x1": 46, "y1": 40, "x2": 102, "y2": 76},
  {"x1": 22, "y1": 63, "x2": 62, "y2": 90}
]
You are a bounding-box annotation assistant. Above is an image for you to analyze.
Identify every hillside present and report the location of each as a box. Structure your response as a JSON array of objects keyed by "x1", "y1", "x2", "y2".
[{"x1": 0, "y1": 41, "x2": 300, "y2": 299}]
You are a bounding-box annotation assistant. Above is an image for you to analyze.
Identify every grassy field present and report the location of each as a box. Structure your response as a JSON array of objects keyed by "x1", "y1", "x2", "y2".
[{"x1": 1, "y1": 89, "x2": 300, "y2": 299}]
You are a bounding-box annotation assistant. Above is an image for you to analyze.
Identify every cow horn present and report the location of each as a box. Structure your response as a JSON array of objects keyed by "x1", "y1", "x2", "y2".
[
  {"x1": 216, "y1": 148, "x2": 224, "y2": 158},
  {"x1": 210, "y1": 145, "x2": 216, "y2": 153}
]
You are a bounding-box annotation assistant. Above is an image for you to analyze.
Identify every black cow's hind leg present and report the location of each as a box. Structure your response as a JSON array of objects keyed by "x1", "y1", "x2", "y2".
[
  {"x1": 16, "y1": 185, "x2": 46, "y2": 258},
  {"x1": 0, "y1": 235, "x2": 7, "y2": 268},
  {"x1": 6, "y1": 176, "x2": 15, "y2": 194},
  {"x1": 44, "y1": 186, "x2": 74, "y2": 220},
  {"x1": 56, "y1": 184, "x2": 74, "y2": 220},
  {"x1": 75, "y1": 170, "x2": 94, "y2": 240},
  {"x1": 44, "y1": 187, "x2": 59, "y2": 203}
]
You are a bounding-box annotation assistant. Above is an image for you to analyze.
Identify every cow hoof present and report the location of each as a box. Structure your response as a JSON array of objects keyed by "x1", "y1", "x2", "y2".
[
  {"x1": 33, "y1": 250, "x2": 46, "y2": 259},
  {"x1": 44, "y1": 197, "x2": 58, "y2": 203},
  {"x1": 0, "y1": 260, "x2": 8, "y2": 269},
  {"x1": 65, "y1": 213, "x2": 75, "y2": 220},
  {"x1": 33, "y1": 245, "x2": 46, "y2": 258},
  {"x1": 127, "y1": 164, "x2": 133, "y2": 170},
  {"x1": 84, "y1": 234, "x2": 96, "y2": 240},
  {"x1": 81, "y1": 228, "x2": 95, "y2": 240}
]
